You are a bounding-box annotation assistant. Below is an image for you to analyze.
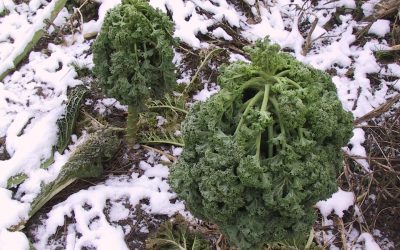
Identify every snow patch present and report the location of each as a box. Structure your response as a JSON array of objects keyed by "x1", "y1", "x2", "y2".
[
  {"x1": 369, "y1": 19, "x2": 391, "y2": 37},
  {"x1": 316, "y1": 189, "x2": 355, "y2": 218}
]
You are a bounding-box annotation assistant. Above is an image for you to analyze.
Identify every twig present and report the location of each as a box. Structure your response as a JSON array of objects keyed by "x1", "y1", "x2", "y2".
[
  {"x1": 301, "y1": 16, "x2": 319, "y2": 56},
  {"x1": 336, "y1": 217, "x2": 348, "y2": 250},
  {"x1": 216, "y1": 234, "x2": 223, "y2": 250},
  {"x1": 371, "y1": 133, "x2": 393, "y2": 168},
  {"x1": 372, "y1": 206, "x2": 400, "y2": 229},
  {"x1": 183, "y1": 47, "x2": 224, "y2": 94},
  {"x1": 141, "y1": 144, "x2": 177, "y2": 162},
  {"x1": 354, "y1": 94, "x2": 400, "y2": 124},
  {"x1": 148, "y1": 105, "x2": 188, "y2": 114}
]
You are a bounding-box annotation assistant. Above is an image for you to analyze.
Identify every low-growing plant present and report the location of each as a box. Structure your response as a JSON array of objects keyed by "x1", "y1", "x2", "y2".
[
  {"x1": 169, "y1": 40, "x2": 354, "y2": 249},
  {"x1": 29, "y1": 127, "x2": 120, "y2": 218},
  {"x1": 146, "y1": 216, "x2": 210, "y2": 250},
  {"x1": 92, "y1": 0, "x2": 176, "y2": 144}
]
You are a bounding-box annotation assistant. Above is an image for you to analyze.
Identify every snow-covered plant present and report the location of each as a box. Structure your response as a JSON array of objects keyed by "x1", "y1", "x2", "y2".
[
  {"x1": 29, "y1": 128, "x2": 120, "y2": 218},
  {"x1": 169, "y1": 40, "x2": 354, "y2": 249},
  {"x1": 92, "y1": 0, "x2": 176, "y2": 144},
  {"x1": 7, "y1": 86, "x2": 87, "y2": 188}
]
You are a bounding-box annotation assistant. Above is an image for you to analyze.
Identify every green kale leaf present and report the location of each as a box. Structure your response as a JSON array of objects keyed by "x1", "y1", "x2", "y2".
[
  {"x1": 92, "y1": 0, "x2": 176, "y2": 142},
  {"x1": 170, "y1": 40, "x2": 354, "y2": 249}
]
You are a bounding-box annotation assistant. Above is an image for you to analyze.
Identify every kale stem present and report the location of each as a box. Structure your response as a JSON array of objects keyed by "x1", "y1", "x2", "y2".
[
  {"x1": 234, "y1": 90, "x2": 263, "y2": 136},
  {"x1": 260, "y1": 84, "x2": 270, "y2": 113},
  {"x1": 275, "y1": 76, "x2": 302, "y2": 89},
  {"x1": 240, "y1": 77, "x2": 267, "y2": 91},
  {"x1": 257, "y1": 71, "x2": 278, "y2": 85},
  {"x1": 256, "y1": 85, "x2": 270, "y2": 160},
  {"x1": 268, "y1": 123, "x2": 274, "y2": 158},
  {"x1": 270, "y1": 97, "x2": 287, "y2": 147},
  {"x1": 147, "y1": 105, "x2": 188, "y2": 114},
  {"x1": 275, "y1": 69, "x2": 290, "y2": 77},
  {"x1": 127, "y1": 105, "x2": 139, "y2": 145}
]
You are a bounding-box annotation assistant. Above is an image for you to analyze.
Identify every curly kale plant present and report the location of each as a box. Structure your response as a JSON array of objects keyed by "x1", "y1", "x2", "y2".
[
  {"x1": 170, "y1": 40, "x2": 354, "y2": 249},
  {"x1": 93, "y1": 0, "x2": 176, "y2": 143}
]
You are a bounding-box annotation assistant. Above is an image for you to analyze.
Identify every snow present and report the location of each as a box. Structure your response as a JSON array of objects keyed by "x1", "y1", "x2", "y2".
[
  {"x1": 357, "y1": 233, "x2": 382, "y2": 250},
  {"x1": 0, "y1": 229, "x2": 30, "y2": 250},
  {"x1": 0, "y1": 0, "x2": 64, "y2": 76},
  {"x1": 108, "y1": 202, "x2": 130, "y2": 222},
  {"x1": 362, "y1": 0, "x2": 381, "y2": 17},
  {"x1": 34, "y1": 169, "x2": 184, "y2": 249},
  {"x1": 0, "y1": 188, "x2": 29, "y2": 228},
  {"x1": 369, "y1": 19, "x2": 391, "y2": 37},
  {"x1": 172, "y1": 147, "x2": 183, "y2": 157},
  {"x1": 0, "y1": 0, "x2": 398, "y2": 249},
  {"x1": 229, "y1": 53, "x2": 250, "y2": 63},
  {"x1": 156, "y1": 115, "x2": 167, "y2": 127},
  {"x1": 192, "y1": 83, "x2": 220, "y2": 102},
  {"x1": 212, "y1": 27, "x2": 233, "y2": 41},
  {"x1": 94, "y1": 98, "x2": 127, "y2": 115},
  {"x1": 316, "y1": 189, "x2": 355, "y2": 218},
  {"x1": 82, "y1": 0, "x2": 121, "y2": 37},
  {"x1": 345, "y1": 128, "x2": 370, "y2": 171}
]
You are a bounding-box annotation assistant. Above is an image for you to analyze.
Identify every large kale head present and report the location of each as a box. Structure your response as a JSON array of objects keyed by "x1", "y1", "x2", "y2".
[
  {"x1": 169, "y1": 40, "x2": 353, "y2": 249},
  {"x1": 92, "y1": 0, "x2": 176, "y2": 110}
]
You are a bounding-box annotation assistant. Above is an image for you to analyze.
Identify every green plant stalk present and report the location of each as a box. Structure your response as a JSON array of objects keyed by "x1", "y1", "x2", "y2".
[
  {"x1": 276, "y1": 76, "x2": 302, "y2": 89},
  {"x1": 304, "y1": 227, "x2": 314, "y2": 250},
  {"x1": 267, "y1": 122, "x2": 274, "y2": 158},
  {"x1": 127, "y1": 105, "x2": 139, "y2": 145},
  {"x1": 270, "y1": 96, "x2": 287, "y2": 148},
  {"x1": 256, "y1": 85, "x2": 270, "y2": 160},
  {"x1": 148, "y1": 105, "x2": 188, "y2": 114},
  {"x1": 0, "y1": 0, "x2": 67, "y2": 81},
  {"x1": 28, "y1": 177, "x2": 76, "y2": 218},
  {"x1": 141, "y1": 139, "x2": 184, "y2": 147},
  {"x1": 239, "y1": 77, "x2": 268, "y2": 91},
  {"x1": 234, "y1": 90, "x2": 264, "y2": 135},
  {"x1": 275, "y1": 69, "x2": 290, "y2": 77}
]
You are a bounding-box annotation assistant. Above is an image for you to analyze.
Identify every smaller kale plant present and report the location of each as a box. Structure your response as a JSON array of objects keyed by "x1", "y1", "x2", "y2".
[
  {"x1": 170, "y1": 40, "x2": 354, "y2": 249},
  {"x1": 92, "y1": 0, "x2": 176, "y2": 143},
  {"x1": 29, "y1": 128, "x2": 120, "y2": 219}
]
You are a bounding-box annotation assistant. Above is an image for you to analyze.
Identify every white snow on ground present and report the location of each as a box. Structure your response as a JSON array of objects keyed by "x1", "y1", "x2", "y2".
[
  {"x1": 357, "y1": 233, "x2": 383, "y2": 250},
  {"x1": 0, "y1": 13, "x2": 91, "y2": 246},
  {"x1": 369, "y1": 19, "x2": 391, "y2": 37},
  {"x1": 34, "y1": 154, "x2": 184, "y2": 250},
  {"x1": 316, "y1": 189, "x2": 355, "y2": 218},
  {"x1": 0, "y1": 0, "x2": 398, "y2": 249},
  {"x1": 192, "y1": 83, "x2": 220, "y2": 102},
  {"x1": 0, "y1": 229, "x2": 30, "y2": 250},
  {"x1": 0, "y1": 0, "x2": 66, "y2": 76}
]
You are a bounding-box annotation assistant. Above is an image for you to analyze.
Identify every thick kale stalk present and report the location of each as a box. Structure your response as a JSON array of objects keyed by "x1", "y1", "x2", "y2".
[
  {"x1": 92, "y1": 0, "x2": 176, "y2": 144},
  {"x1": 170, "y1": 40, "x2": 354, "y2": 249}
]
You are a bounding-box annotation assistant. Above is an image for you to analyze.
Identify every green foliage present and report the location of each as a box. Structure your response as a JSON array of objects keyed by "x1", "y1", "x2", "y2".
[
  {"x1": 57, "y1": 86, "x2": 87, "y2": 153},
  {"x1": 140, "y1": 130, "x2": 184, "y2": 147},
  {"x1": 146, "y1": 217, "x2": 210, "y2": 250},
  {"x1": 6, "y1": 86, "x2": 87, "y2": 188},
  {"x1": 29, "y1": 128, "x2": 120, "y2": 217},
  {"x1": 170, "y1": 40, "x2": 354, "y2": 249},
  {"x1": 7, "y1": 173, "x2": 28, "y2": 189},
  {"x1": 92, "y1": 0, "x2": 176, "y2": 110},
  {"x1": 92, "y1": 0, "x2": 176, "y2": 143},
  {"x1": 140, "y1": 94, "x2": 187, "y2": 147}
]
